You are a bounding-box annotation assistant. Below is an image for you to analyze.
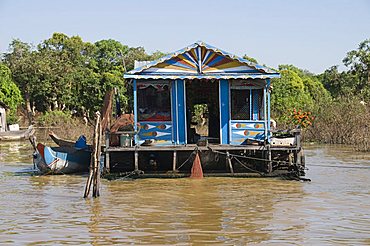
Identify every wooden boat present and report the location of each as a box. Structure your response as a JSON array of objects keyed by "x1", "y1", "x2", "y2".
[
  {"x1": 0, "y1": 125, "x2": 35, "y2": 141},
  {"x1": 49, "y1": 130, "x2": 108, "y2": 151},
  {"x1": 33, "y1": 143, "x2": 91, "y2": 174},
  {"x1": 48, "y1": 130, "x2": 77, "y2": 148}
]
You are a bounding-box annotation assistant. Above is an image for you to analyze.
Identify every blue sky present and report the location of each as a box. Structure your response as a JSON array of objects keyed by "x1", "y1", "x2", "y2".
[{"x1": 0, "y1": 0, "x2": 369, "y2": 73}]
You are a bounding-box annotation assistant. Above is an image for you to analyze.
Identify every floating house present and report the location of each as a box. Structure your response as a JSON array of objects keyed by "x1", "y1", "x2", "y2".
[{"x1": 105, "y1": 41, "x2": 305, "y2": 178}]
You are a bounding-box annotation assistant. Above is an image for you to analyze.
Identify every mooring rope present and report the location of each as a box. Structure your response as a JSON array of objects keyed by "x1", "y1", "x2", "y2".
[
  {"x1": 207, "y1": 147, "x2": 369, "y2": 171},
  {"x1": 231, "y1": 156, "x2": 265, "y2": 176},
  {"x1": 207, "y1": 146, "x2": 296, "y2": 166},
  {"x1": 176, "y1": 147, "x2": 199, "y2": 171},
  {"x1": 118, "y1": 170, "x2": 137, "y2": 180}
]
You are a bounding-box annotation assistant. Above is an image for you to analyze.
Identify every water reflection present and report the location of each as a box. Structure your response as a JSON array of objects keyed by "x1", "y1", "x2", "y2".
[{"x1": 0, "y1": 142, "x2": 369, "y2": 244}]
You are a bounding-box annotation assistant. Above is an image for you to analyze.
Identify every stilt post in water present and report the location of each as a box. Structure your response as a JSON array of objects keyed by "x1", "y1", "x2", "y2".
[
  {"x1": 226, "y1": 151, "x2": 234, "y2": 174},
  {"x1": 105, "y1": 130, "x2": 110, "y2": 173},
  {"x1": 172, "y1": 150, "x2": 177, "y2": 171},
  {"x1": 134, "y1": 148, "x2": 139, "y2": 172},
  {"x1": 84, "y1": 112, "x2": 102, "y2": 198},
  {"x1": 267, "y1": 145, "x2": 272, "y2": 173}
]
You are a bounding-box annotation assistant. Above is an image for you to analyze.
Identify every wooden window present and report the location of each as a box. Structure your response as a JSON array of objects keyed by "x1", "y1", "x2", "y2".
[
  {"x1": 231, "y1": 88, "x2": 264, "y2": 120},
  {"x1": 137, "y1": 82, "x2": 171, "y2": 121}
]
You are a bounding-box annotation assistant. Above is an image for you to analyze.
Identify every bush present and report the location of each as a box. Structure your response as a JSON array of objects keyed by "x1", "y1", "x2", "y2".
[
  {"x1": 305, "y1": 97, "x2": 369, "y2": 151},
  {"x1": 37, "y1": 110, "x2": 72, "y2": 126}
]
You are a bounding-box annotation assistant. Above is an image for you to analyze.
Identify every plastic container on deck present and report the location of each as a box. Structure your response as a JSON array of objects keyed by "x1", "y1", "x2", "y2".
[{"x1": 120, "y1": 134, "x2": 132, "y2": 147}]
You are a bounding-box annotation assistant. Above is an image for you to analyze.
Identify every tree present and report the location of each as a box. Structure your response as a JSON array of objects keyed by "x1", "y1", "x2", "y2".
[
  {"x1": 318, "y1": 66, "x2": 356, "y2": 98},
  {"x1": 0, "y1": 63, "x2": 22, "y2": 123},
  {"x1": 271, "y1": 65, "x2": 331, "y2": 124},
  {"x1": 342, "y1": 39, "x2": 370, "y2": 100},
  {"x1": 271, "y1": 67, "x2": 311, "y2": 121},
  {"x1": 2, "y1": 33, "x2": 168, "y2": 118},
  {"x1": 319, "y1": 39, "x2": 370, "y2": 101},
  {"x1": 37, "y1": 33, "x2": 93, "y2": 111},
  {"x1": 3, "y1": 39, "x2": 38, "y2": 121}
]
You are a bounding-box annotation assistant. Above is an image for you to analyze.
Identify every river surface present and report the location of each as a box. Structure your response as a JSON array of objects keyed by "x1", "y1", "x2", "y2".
[{"x1": 0, "y1": 142, "x2": 369, "y2": 245}]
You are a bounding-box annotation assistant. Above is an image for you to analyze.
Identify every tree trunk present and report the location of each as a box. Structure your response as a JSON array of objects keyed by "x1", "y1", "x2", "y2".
[{"x1": 25, "y1": 92, "x2": 33, "y2": 125}]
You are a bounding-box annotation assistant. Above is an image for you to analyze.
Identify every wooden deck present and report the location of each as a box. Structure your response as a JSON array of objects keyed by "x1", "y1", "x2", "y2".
[{"x1": 105, "y1": 144, "x2": 299, "y2": 152}]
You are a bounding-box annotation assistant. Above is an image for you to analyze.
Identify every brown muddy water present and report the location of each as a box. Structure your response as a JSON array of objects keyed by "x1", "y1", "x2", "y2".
[{"x1": 0, "y1": 142, "x2": 369, "y2": 245}]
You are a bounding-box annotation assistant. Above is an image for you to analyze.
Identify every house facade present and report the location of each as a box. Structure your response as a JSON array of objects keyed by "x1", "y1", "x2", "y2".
[{"x1": 124, "y1": 41, "x2": 280, "y2": 146}]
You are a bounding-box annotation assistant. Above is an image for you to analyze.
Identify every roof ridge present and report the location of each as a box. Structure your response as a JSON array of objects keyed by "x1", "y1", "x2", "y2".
[{"x1": 126, "y1": 41, "x2": 278, "y2": 76}]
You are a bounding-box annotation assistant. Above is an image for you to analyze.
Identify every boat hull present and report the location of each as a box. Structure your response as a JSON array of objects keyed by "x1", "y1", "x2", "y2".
[
  {"x1": 34, "y1": 143, "x2": 91, "y2": 174},
  {"x1": 0, "y1": 126, "x2": 35, "y2": 141}
]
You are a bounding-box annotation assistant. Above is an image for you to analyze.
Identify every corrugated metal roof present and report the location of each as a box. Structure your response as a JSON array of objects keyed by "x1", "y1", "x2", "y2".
[
  {"x1": 134, "y1": 60, "x2": 152, "y2": 69},
  {"x1": 124, "y1": 41, "x2": 280, "y2": 80},
  {"x1": 124, "y1": 73, "x2": 280, "y2": 80}
]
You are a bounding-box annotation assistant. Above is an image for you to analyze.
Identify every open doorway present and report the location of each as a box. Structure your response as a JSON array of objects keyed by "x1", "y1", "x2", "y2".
[{"x1": 185, "y1": 79, "x2": 220, "y2": 144}]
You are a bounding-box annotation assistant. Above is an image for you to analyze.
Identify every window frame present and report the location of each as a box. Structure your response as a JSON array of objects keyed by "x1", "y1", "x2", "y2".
[{"x1": 136, "y1": 80, "x2": 172, "y2": 122}]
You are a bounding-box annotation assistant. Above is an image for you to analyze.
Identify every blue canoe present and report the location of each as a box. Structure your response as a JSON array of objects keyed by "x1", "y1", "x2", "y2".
[{"x1": 34, "y1": 143, "x2": 91, "y2": 174}]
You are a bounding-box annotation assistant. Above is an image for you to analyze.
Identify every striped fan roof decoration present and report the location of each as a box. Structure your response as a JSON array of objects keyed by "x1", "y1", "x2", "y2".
[{"x1": 124, "y1": 41, "x2": 280, "y2": 79}]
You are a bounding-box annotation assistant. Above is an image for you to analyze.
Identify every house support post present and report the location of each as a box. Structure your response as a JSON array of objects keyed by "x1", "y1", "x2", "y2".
[
  {"x1": 226, "y1": 151, "x2": 234, "y2": 174},
  {"x1": 105, "y1": 130, "x2": 110, "y2": 173},
  {"x1": 267, "y1": 145, "x2": 272, "y2": 173},
  {"x1": 172, "y1": 150, "x2": 177, "y2": 171},
  {"x1": 134, "y1": 149, "x2": 139, "y2": 172}
]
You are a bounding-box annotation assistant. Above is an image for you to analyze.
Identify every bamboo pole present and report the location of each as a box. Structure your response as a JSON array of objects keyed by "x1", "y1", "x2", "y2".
[
  {"x1": 84, "y1": 112, "x2": 101, "y2": 198},
  {"x1": 84, "y1": 148, "x2": 95, "y2": 198},
  {"x1": 93, "y1": 115, "x2": 102, "y2": 197}
]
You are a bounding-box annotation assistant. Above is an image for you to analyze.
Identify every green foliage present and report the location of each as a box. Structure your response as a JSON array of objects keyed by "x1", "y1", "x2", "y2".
[
  {"x1": 149, "y1": 50, "x2": 168, "y2": 60},
  {"x1": 2, "y1": 33, "x2": 170, "y2": 119},
  {"x1": 37, "y1": 110, "x2": 72, "y2": 126},
  {"x1": 342, "y1": 39, "x2": 370, "y2": 100},
  {"x1": 0, "y1": 63, "x2": 22, "y2": 110},
  {"x1": 3, "y1": 39, "x2": 34, "y2": 105},
  {"x1": 271, "y1": 65, "x2": 331, "y2": 126},
  {"x1": 192, "y1": 104, "x2": 208, "y2": 124},
  {"x1": 93, "y1": 39, "x2": 129, "y2": 112},
  {"x1": 0, "y1": 63, "x2": 22, "y2": 123},
  {"x1": 320, "y1": 39, "x2": 370, "y2": 101},
  {"x1": 242, "y1": 55, "x2": 258, "y2": 63}
]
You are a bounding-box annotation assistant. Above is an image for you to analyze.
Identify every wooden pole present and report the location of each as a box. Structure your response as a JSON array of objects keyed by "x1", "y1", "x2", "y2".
[
  {"x1": 84, "y1": 150, "x2": 95, "y2": 198},
  {"x1": 134, "y1": 148, "x2": 139, "y2": 172},
  {"x1": 172, "y1": 150, "x2": 177, "y2": 171},
  {"x1": 105, "y1": 130, "x2": 110, "y2": 173},
  {"x1": 84, "y1": 112, "x2": 101, "y2": 198},
  {"x1": 267, "y1": 145, "x2": 272, "y2": 173},
  {"x1": 226, "y1": 151, "x2": 234, "y2": 174},
  {"x1": 93, "y1": 114, "x2": 102, "y2": 197}
]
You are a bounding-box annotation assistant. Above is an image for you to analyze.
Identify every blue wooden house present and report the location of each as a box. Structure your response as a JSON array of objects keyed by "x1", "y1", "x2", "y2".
[
  {"x1": 124, "y1": 41, "x2": 280, "y2": 146},
  {"x1": 104, "y1": 41, "x2": 306, "y2": 178}
]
